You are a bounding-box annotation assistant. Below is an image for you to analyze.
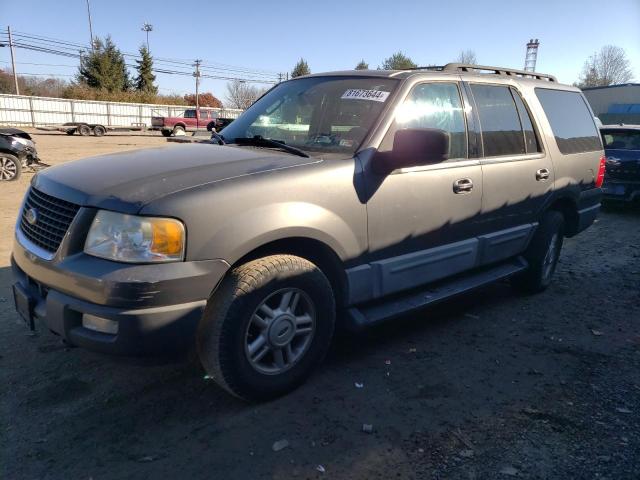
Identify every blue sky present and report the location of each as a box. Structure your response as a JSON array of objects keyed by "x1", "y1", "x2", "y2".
[{"x1": 2, "y1": 0, "x2": 639, "y2": 101}]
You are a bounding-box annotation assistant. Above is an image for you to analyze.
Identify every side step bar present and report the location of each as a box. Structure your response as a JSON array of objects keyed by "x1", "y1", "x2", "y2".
[{"x1": 344, "y1": 257, "x2": 528, "y2": 331}]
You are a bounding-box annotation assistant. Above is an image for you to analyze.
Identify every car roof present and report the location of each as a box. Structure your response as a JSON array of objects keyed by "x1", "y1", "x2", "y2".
[{"x1": 304, "y1": 63, "x2": 574, "y2": 89}]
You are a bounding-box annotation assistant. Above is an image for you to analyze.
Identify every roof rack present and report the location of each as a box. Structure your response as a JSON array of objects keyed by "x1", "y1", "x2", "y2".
[{"x1": 411, "y1": 63, "x2": 557, "y2": 82}]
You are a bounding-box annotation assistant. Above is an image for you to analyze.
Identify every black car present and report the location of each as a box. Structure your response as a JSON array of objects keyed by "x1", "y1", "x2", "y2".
[
  {"x1": 0, "y1": 128, "x2": 40, "y2": 181},
  {"x1": 600, "y1": 125, "x2": 640, "y2": 202}
]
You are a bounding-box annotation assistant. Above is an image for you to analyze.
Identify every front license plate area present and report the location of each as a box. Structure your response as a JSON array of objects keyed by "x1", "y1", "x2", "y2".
[{"x1": 13, "y1": 284, "x2": 35, "y2": 330}]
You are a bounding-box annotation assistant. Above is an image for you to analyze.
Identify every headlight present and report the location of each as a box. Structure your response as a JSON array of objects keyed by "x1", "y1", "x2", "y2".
[{"x1": 84, "y1": 211, "x2": 185, "y2": 263}]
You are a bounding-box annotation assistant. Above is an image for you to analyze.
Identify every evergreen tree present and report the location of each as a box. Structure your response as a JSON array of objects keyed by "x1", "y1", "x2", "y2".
[
  {"x1": 380, "y1": 52, "x2": 417, "y2": 70},
  {"x1": 78, "y1": 36, "x2": 130, "y2": 92},
  {"x1": 355, "y1": 60, "x2": 369, "y2": 70},
  {"x1": 291, "y1": 58, "x2": 311, "y2": 78},
  {"x1": 135, "y1": 45, "x2": 157, "y2": 94}
]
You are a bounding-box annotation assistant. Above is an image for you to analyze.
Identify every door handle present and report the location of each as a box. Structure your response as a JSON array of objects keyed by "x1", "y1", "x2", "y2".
[
  {"x1": 453, "y1": 178, "x2": 473, "y2": 194},
  {"x1": 536, "y1": 168, "x2": 550, "y2": 181}
]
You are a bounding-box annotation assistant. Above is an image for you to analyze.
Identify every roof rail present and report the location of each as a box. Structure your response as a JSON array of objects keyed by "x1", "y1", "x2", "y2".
[{"x1": 410, "y1": 63, "x2": 557, "y2": 82}]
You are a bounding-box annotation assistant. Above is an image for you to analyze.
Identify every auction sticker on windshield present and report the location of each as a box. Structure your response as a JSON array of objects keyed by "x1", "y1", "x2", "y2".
[{"x1": 341, "y1": 89, "x2": 390, "y2": 102}]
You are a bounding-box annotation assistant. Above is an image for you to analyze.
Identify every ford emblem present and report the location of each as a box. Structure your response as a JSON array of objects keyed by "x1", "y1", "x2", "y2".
[{"x1": 26, "y1": 208, "x2": 38, "y2": 225}]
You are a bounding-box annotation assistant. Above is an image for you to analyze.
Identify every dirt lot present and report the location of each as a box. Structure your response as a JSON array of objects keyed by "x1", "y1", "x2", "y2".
[{"x1": 1, "y1": 132, "x2": 639, "y2": 479}]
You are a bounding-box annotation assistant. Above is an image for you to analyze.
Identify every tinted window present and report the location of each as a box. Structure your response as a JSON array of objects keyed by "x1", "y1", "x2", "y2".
[
  {"x1": 389, "y1": 82, "x2": 467, "y2": 159},
  {"x1": 601, "y1": 130, "x2": 640, "y2": 150},
  {"x1": 184, "y1": 110, "x2": 197, "y2": 118},
  {"x1": 535, "y1": 89, "x2": 601, "y2": 154},
  {"x1": 511, "y1": 88, "x2": 540, "y2": 153},
  {"x1": 470, "y1": 84, "x2": 525, "y2": 157}
]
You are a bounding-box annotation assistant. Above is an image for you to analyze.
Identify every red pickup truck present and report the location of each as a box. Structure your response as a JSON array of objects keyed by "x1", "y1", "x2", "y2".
[{"x1": 152, "y1": 109, "x2": 224, "y2": 137}]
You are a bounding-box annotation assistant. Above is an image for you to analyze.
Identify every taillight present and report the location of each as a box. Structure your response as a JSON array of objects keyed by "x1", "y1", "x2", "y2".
[{"x1": 595, "y1": 155, "x2": 606, "y2": 188}]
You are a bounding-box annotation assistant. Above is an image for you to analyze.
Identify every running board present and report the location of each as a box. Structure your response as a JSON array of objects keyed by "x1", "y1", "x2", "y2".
[{"x1": 344, "y1": 257, "x2": 528, "y2": 331}]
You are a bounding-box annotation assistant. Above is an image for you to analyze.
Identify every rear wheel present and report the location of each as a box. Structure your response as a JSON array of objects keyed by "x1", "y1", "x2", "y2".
[
  {"x1": 0, "y1": 153, "x2": 21, "y2": 181},
  {"x1": 197, "y1": 255, "x2": 336, "y2": 401},
  {"x1": 511, "y1": 211, "x2": 564, "y2": 293},
  {"x1": 172, "y1": 125, "x2": 186, "y2": 136},
  {"x1": 93, "y1": 125, "x2": 106, "y2": 136},
  {"x1": 78, "y1": 124, "x2": 91, "y2": 136}
]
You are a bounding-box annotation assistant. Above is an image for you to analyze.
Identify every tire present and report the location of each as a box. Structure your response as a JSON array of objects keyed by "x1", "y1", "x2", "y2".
[
  {"x1": 511, "y1": 211, "x2": 564, "y2": 293},
  {"x1": 197, "y1": 255, "x2": 336, "y2": 401},
  {"x1": 78, "y1": 124, "x2": 91, "y2": 136},
  {"x1": 161, "y1": 129, "x2": 172, "y2": 137},
  {"x1": 93, "y1": 125, "x2": 106, "y2": 136},
  {"x1": 172, "y1": 125, "x2": 186, "y2": 136},
  {"x1": 0, "y1": 153, "x2": 22, "y2": 181},
  {"x1": 65, "y1": 129, "x2": 76, "y2": 135}
]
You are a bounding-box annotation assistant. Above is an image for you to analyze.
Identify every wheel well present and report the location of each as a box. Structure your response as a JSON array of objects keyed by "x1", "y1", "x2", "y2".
[
  {"x1": 548, "y1": 197, "x2": 579, "y2": 237},
  {"x1": 174, "y1": 123, "x2": 186, "y2": 129},
  {"x1": 230, "y1": 237, "x2": 348, "y2": 309}
]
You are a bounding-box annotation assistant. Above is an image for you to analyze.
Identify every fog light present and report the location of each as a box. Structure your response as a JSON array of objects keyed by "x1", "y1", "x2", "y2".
[{"x1": 82, "y1": 314, "x2": 118, "y2": 335}]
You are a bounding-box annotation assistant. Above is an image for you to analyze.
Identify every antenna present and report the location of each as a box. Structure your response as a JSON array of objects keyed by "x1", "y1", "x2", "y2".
[{"x1": 524, "y1": 38, "x2": 539, "y2": 72}]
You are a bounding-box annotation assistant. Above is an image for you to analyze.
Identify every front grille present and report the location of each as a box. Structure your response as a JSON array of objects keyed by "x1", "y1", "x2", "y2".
[{"x1": 20, "y1": 187, "x2": 80, "y2": 254}]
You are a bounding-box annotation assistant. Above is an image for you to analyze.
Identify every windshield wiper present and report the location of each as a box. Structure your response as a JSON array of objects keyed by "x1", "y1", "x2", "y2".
[{"x1": 234, "y1": 135, "x2": 309, "y2": 158}]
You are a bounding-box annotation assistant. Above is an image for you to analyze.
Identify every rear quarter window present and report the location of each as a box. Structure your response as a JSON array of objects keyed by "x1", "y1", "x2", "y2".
[{"x1": 535, "y1": 89, "x2": 601, "y2": 155}]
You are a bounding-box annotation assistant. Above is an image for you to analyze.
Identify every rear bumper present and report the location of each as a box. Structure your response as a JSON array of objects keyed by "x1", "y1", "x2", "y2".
[
  {"x1": 602, "y1": 180, "x2": 640, "y2": 202},
  {"x1": 11, "y1": 236, "x2": 230, "y2": 356}
]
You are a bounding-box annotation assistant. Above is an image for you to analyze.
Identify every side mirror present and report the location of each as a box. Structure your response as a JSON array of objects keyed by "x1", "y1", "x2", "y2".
[{"x1": 375, "y1": 128, "x2": 449, "y2": 174}]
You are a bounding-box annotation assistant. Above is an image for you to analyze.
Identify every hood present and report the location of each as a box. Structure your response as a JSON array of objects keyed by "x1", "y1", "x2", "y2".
[
  {"x1": 0, "y1": 128, "x2": 32, "y2": 140},
  {"x1": 33, "y1": 144, "x2": 319, "y2": 213}
]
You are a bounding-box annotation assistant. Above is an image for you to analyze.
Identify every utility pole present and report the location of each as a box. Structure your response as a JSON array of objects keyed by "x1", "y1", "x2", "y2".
[
  {"x1": 193, "y1": 59, "x2": 202, "y2": 127},
  {"x1": 141, "y1": 23, "x2": 153, "y2": 51},
  {"x1": 7, "y1": 27, "x2": 19, "y2": 95},
  {"x1": 86, "y1": 0, "x2": 95, "y2": 50}
]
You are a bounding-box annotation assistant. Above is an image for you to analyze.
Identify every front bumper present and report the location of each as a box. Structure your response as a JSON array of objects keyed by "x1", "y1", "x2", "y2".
[
  {"x1": 602, "y1": 180, "x2": 640, "y2": 202},
  {"x1": 12, "y1": 234, "x2": 229, "y2": 356}
]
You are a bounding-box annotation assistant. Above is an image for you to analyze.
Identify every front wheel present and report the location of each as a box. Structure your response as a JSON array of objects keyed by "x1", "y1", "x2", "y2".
[
  {"x1": 197, "y1": 255, "x2": 336, "y2": 401},
  {"x1": 511, "y1": 211, "x2": 564, "y2": 293},
  {"x1": 172, "y1": 125, "x2": 186, "y2": 136},
  {"x1": 0, "y1": 153, "x2": 21, "y2": 181}
]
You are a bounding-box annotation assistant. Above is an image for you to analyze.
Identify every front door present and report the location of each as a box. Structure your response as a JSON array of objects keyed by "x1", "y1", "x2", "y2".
[{"x1": 365, "y1": 81, "x2": 483, "y2": 298}]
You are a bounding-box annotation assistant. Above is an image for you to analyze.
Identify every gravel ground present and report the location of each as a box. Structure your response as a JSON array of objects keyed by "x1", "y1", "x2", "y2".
[{"x1": 1, "y1": 132, "x2": 639, "y2": 479}]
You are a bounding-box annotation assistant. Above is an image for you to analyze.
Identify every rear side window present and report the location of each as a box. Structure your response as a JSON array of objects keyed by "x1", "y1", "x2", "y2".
[
  {"x1": 601, "y1": 130, "x2": 640, "y2": 150},
  {"x1": 470, "y1": 84, "x2": 525, "y2": 157},
  {"x1": 535, "y1": 89, "x2": 601, "y2": 154},
  {"x1": 511, "y1": 89, "x2": 540, "y2": 154}
]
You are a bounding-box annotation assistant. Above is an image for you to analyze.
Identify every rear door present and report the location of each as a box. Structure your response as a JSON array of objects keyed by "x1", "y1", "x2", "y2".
[{"x1": 466, "y1": 82, "x2": 552, "y2": 265}]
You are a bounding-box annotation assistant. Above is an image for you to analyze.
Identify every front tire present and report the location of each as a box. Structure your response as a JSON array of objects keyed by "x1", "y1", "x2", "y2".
[
  {"x1": 511, "y1": 211, "x2": 564, "y2": 293},
  {"x1": 78, "y1": 124, "x2": 91, "y2": 136},
  {"x1": 172, "y1": 125, "x2": 186, "y2": 136},
  {"x1": 0, "y1": 153, "x2": 21, "y2": 181},
  {"x1": 197, "y1": 255, "x2": 336, "y2": 401}
]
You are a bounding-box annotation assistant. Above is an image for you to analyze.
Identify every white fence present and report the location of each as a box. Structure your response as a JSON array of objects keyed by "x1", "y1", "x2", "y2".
[{"x1": 0, "y1": 94, "x2": 244, "y2": 128}]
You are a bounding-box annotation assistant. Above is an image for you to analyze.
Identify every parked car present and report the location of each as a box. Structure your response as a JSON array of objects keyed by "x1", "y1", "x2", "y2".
[
  {"x1": 600, "y1": 125, "x2": 640, "y2": 202},
  {"x1": 0, "y1": 128, "x2": 40, "y2": 181},
  {"x1": 12, "y1": 64, "x2": 604, "y2": 401},
  {"x1": 151, "y1": 109, "x2": 232, "y2": 137}
]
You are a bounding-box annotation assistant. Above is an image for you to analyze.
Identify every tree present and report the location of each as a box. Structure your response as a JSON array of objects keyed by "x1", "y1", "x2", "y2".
[
  {"x1": 291, "y1": 58, "x2": 310, "y2": 78},
  {"x1": 380, "y1": 52, "x2": 417, "y2": 70},
  {"x1": 577, "y1": 45, "x2": 633, "y2": 88},
  {"x1": 183, "y1": 92, "x2": 223, "y2": 108},
  {"x1": 456, "y1": 49, "x2": 477, "y2": 65},
  {"x1": 135, "y1": 45, "x2": 157, "y2": 94},
  {"x1": 355, "y1": 60, "x2": 369, "y2": 70},
  {"x1": 225, "y1": 80, "x2": 265, "y2": 109},
  {"x1": 78, "y1": 36, "x2": 130, "y2": 92}
]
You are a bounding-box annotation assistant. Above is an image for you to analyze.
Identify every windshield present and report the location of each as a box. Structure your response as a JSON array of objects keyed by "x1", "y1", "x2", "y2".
[
  {"x1": 219, "y1": 76, "x2": 399, "y2": 156},
  {"x1": 601, "y1": 130, "x2": 640, "y2": 151}
]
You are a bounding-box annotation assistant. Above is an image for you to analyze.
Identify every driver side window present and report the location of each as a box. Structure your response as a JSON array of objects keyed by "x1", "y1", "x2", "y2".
[{"x1": 382, "y1": 82, "x2": 467, "y2": 159}]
